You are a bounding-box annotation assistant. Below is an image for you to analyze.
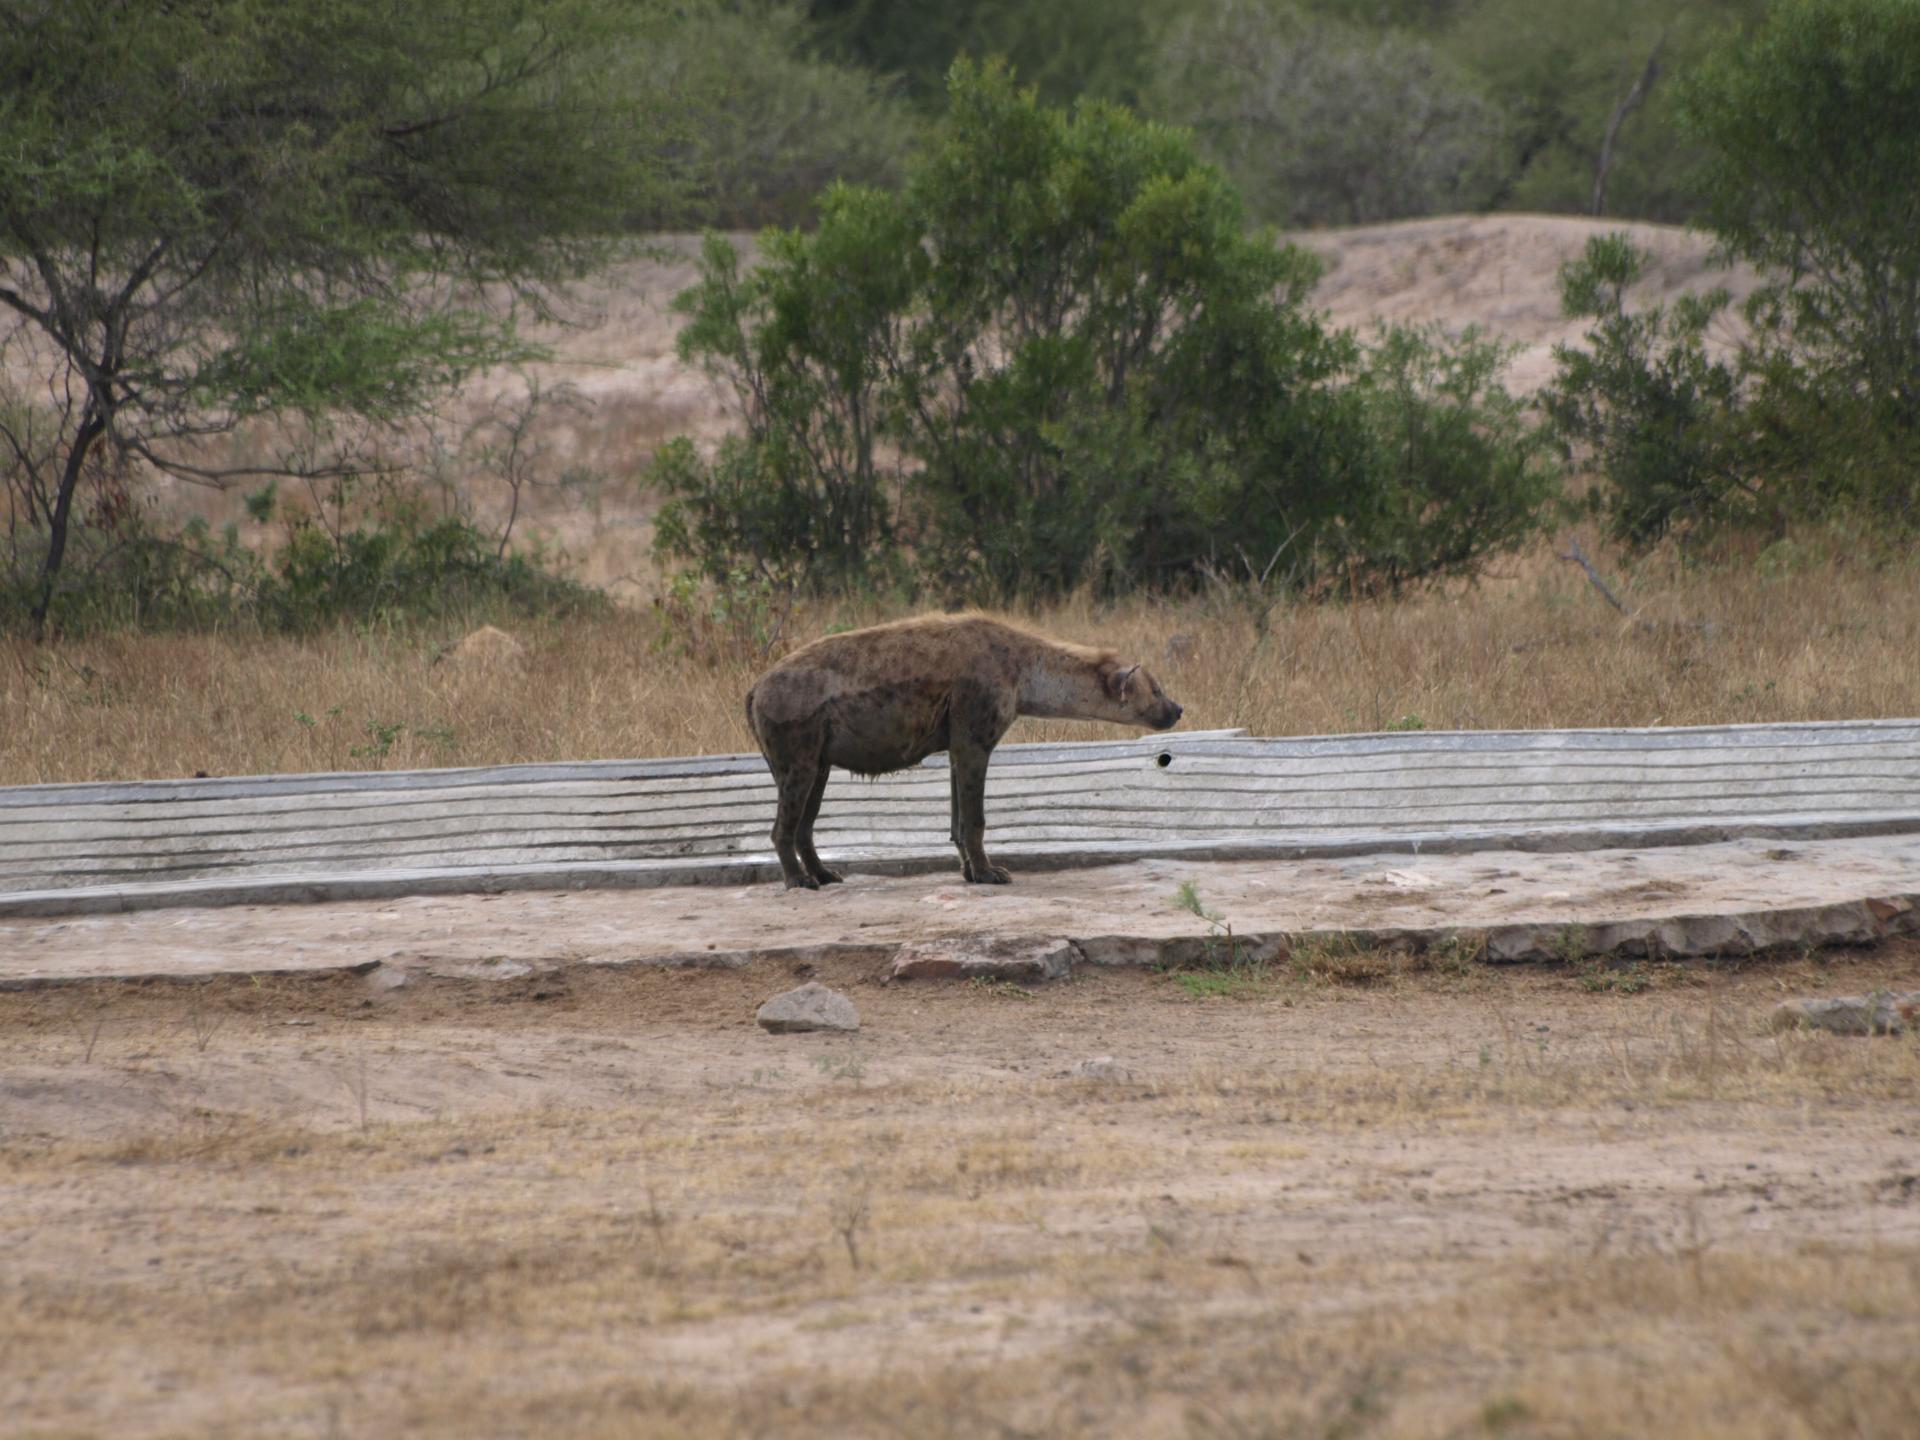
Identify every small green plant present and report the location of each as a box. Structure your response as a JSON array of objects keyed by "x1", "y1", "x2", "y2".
[
  {"x1": 1578, "y1": 960, "x2": 1652, "y2": 994},
  {"x1": 1424, "y1": 932, "x2": 1486, "y2": 978},
  {"x1": 1552, "y1": 923, "x2": 1591, "y2": 965},
  {"x1": 968, "y1": 977, "x2": 1036, "y2": 1002},
  {"x1": 1173, "y1": 971, "x2": 1259, "y2": 1000},
  {"x1": 350, "y1": 719, "x2": 406, "y2": 760},
  {"x1": 811, "y1": 1052, "x2": 867, "y2": 1084},
  {"x1": 1168, "y1": 883, "x2": 1273, "y2": 997}
]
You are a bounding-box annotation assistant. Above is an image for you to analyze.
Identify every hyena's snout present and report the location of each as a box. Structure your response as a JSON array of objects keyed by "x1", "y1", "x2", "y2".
[{"x1": 1149, "y1": 698, "x2": 1183, "y2": 730}]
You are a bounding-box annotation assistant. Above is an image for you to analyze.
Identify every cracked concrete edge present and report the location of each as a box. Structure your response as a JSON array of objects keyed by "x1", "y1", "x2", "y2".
[{"x1": 5, "y1": 894, "x2": 1915, "y2": 993}]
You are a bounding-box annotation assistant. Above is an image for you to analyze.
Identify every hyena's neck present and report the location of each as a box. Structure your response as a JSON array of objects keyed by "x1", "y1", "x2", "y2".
[{"x1": 1014, "y1": 637, "x2": 1112, "y2": 720}]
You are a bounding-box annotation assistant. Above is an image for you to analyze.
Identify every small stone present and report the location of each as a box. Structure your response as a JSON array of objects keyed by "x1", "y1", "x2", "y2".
[
  {"x1": 364, "y1": 963, "x2": 411, "y2": 993},
  {"x1": 757, "y1": 981, "x2": 859, "y2": 1034},
  {"x1": 889, "y1": 937, "x2": 1078, "y2": 983},
  {"x1": 1770, "y1": 991, "x2": 1918, "y2": 1037},
  {"x1": 1067, "y1": 1056, "x2": 1134, "y2": 1082}
]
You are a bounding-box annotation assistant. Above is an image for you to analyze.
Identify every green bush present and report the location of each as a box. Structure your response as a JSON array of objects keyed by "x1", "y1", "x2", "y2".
[
  {"x1": 1349, "y1": 324, "x2": 1561, "y2": 588},
  {"x1": 1548, "y1": 3, "x2": 1920, "y2": 543},
  {"x1": 654, "y1": 62, "x2": 1557, "y2": 600},
  {"x1": 1678, "y1": 0, "x2": 1920, "y2": 516},
  {"x1": 1541, "y1": 234, "x2": 1750, "y2": 544},
  {"x1": 1, "y1": 486, "x2": 595, "y2": 637}
]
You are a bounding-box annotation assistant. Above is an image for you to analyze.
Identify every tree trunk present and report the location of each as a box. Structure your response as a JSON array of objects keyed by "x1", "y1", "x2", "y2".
[
  {"x1": 1591, "y1": 36, "x2": 1666, "y2": 217},
  {"x1": 30, "y1": 402, "x2": 107, "y2": 638}
]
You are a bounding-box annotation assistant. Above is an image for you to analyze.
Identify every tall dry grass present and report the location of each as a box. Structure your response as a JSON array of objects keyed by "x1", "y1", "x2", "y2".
[{"x1": 3, "y1": 530, "x2": 1917, "y2": 786}]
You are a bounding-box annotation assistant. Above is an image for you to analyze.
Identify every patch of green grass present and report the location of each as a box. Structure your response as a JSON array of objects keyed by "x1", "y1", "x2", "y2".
[
  {"x1": 1165, "y1": 882, "x2": 1275, "y2": 999},
  {"x1": 1171, "y1": 969, "x2": 1271, "y2": 1000},
  {"x1": 967, "y1": 977, "x2": 1036, "y2": 1002},
  {"x1": 1578, "y1": 959, "x2": 1653, "y2": 994}
]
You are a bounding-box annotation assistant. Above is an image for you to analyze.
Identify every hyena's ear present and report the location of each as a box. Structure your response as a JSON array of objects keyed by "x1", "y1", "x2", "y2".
[{"x1": 1106, "y1": 663, "x2": 1139, "y2": 700}]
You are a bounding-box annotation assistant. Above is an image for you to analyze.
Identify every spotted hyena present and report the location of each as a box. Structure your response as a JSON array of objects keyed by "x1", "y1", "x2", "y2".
[{"x1": 745, "y1": 613, "x2": 1183, "y2": 889}]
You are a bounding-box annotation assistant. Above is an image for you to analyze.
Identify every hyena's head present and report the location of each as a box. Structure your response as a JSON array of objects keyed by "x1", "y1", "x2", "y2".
[{"x1": 1105, "y1": 662, "x2": 1183, "y2": 731}]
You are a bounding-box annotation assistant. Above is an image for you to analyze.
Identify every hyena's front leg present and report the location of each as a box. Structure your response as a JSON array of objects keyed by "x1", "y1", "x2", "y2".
[{"x1": 949, "y1": 740, "x2": 1010, "y2": 884}]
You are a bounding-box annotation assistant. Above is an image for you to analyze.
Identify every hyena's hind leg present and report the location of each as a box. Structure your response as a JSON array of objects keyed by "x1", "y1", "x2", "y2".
[
  {"x1": 753, "y1": 714, "x2": 831, "y2": 891},
  {"x1": 796, "y1": 756, "x2": 842, "y2": 885}
]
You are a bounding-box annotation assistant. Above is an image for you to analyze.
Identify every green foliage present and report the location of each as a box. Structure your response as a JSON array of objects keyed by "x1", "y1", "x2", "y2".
[
  {"x1": 806, "y1": 0, "x2": 1171, "y2": 108},
  {"x1": 1679, "y1": 0, "x2": 1920, "y2": 484},
  {"x1": 0, "y1": 0, "x2": 682, "y2": 630},
  {"x1": 1348, "y1": 324, "x2": 1561, "y2": 589},
  {"x1": 656, "y1": 63, "x2": 1556, "y2": 600},
  {"x1": 637, "y1": 2, "x2": 917, "y2": 227},
  {"x1": 1549, "y1": 6, "x2": 1920, "y2": 542},
  {"x1": 0, "y1": 467, "x2": 595, "y2": 637},
  {"x1": 656, "y1": 204, "x2": 924, "y2": 589},
  {"x1": 261, "y1": 505, "x2": 594, "y2": 633},
  {"x1": 1443, "y1": 0, "x2": 1765, "y2": 219},
  {"x1": 1542, "y1": 234, "x2": 1749, "y2": 544},
  {"x1": 1154, "y1": 3, "x2": 1512, "y2": 226}
]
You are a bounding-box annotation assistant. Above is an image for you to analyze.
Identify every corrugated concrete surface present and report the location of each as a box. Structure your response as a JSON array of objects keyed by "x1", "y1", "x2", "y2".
[{"x1": 2, "y1": 720, "x2": 1917, "y2": 917}]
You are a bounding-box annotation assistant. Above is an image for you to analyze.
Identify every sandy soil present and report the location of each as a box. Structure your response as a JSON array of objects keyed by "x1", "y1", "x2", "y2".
[{"x1": 4, "y1": 943, "x2": 1918, "y2": 1439}]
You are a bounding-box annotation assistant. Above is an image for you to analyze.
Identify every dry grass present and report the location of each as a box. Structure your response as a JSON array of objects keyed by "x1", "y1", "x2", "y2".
[
  {"x1": 4, "y1": 528, "x2": 1917, "y2": 786},
  {"x1": 3, "y1": 956, "x2": 1918, "y2": 1439}
]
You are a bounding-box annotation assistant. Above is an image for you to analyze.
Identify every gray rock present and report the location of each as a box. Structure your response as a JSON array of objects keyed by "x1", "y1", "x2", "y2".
[
  {"x1": 757, "y1": 981, "x2": 859, "y2": 1034},
  {"x1": 1770, "y1": 991, "x2": 1918, "y2": 1037},
  {"x1": 363, "y1": 963, "x2": 411, "y2": 993},
  {"x1": 889, "y1": 936, "x2": 1078, "y2": 983},
  {"x1": 1067, "y1": 1056, "x2": 1135, "y2": 1082}
]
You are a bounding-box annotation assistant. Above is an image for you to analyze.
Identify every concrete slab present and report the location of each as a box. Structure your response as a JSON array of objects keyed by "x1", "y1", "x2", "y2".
[
  {"x1": 4, "y1": 720, "x2": 1918, "y2": 917},
  {"x1": 4, "y1": 834, "x2": 1916, "y2": 987}
]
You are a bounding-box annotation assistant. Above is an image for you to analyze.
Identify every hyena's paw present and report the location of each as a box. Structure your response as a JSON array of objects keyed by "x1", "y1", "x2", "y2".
[
  {"x1": 809, "y1": 865, "x2": 845, "y2": 886},
  {"x1": 783, "y1": 872, "x2": 823, "y2": 891},
  {"x1": 962, "y1": 860, "x2": 1013, "y2": 885}
]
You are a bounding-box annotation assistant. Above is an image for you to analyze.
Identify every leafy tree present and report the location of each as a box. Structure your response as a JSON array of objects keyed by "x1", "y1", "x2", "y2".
[
  {"x1": 0, "y1": 0, "x2": 679, "y2": 634},
  {"x1": 1153, "y1": 1, "x2": 1511, "y2": 226},
  {"x1": 658, "y1": 62, "x2": 1556, "y2": 599},
  {"x1": 1548, "y1": 4, "x2": 1920, "y2": 545},
  {"x1": 1680, "y1": 0, "x2": 1920, "y2": 448},
  {"x1": 806, "y1": 0, "x2": 1172, "y2": 109},
  {"x1": 632, "y1": 3, "x2": 917, "y2": 228},
  {"x1": 1444, "y1": 0, "x2": 1763, "y2": 219}
]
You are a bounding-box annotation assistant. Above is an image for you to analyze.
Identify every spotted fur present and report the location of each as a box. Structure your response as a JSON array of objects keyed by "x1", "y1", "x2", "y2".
[{"x1": 745, "y1": 613, "x2": 1183, "y2": 889}]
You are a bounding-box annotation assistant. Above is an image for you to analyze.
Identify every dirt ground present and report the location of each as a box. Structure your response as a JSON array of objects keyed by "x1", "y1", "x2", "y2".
[{"x1": 4, "y1": 940, "x2": 1917, "y2": 1439}]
